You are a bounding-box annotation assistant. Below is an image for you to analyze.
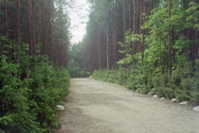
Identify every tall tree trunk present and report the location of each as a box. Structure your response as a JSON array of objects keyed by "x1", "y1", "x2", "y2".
[
  {"x1": 4, "y1": 0, "x2": 8, "y2": 37},
  {"x1": 46, "y1": 0, "x2": 52, "y2": 59},
  {"x1": 139, "y1": 0, "x2": 143, "y2": 53},
  {"x1": 111, "y1": 7, "x2": 117, "y2": 67},
  {"x1": 123, "y1": 0, "x2": 127, "y2": 43},
  {"x1": 168, "y1": 0, "x2": 172, "y2": 78},
  {"x1": 48, "y1": 0, "x2": 53, "y2": 61},
  {"x1": 16, "y1": 0, "x2": 20, "y2": 60},
  {"x1": 97, "y1": 26, "x2": 101, "y2": 69},
  {"x1": 142, "y1": 0, "x2": 147, "y2": 62},
  {"x1": 133, "y1": 0, "x2": 136, "y2": 34},
  {"x1": 27, "y1": 0, "x2": 35, "y2": 55},
  {"x1": 132, "y1": 0, "x2": 137, "y2": 65},
  {"x1": 113, "y1": 7, "x2": 117, "y2": 67},
  {"x1": 106, "y1": 24, "x2": 110, "y2": 69},
  {"x1": 129, "y1": 0, "x2": 133, "y2": 29},
  {"x1": 16, "y1": 0, "x2": 20, "y2": 44}
]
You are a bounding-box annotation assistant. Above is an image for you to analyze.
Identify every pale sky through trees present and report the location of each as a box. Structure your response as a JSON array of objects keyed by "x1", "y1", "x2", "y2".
[{"x1": 68, "y1": 0, "x2": 90, "y2": 44}]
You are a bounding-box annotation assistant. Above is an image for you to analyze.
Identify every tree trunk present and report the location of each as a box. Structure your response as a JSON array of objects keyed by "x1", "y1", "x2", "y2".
[
  {"x1": 4, "y1": 0, "x2": 8, "y2": 37},
  {"x1": 106, "y1": 24, "x2": 110, "y2": 69},
  {"x1": 27, "y1": 0, "x2": 35, "y2": 55},
  {"x1": 168, "y1": 0, "x2": 172, "y2": 78},
  {"x1": 132, "y1": 0, "x2": 137, "y2": 65},
  {"x1": 123, "y1": 0, "x2": 127, "y2": 43},
  {"x1": 129, "y1": 0, "x2": 133, "y2": 29},
  {"x1": 16, "y1": 0, "x2": 20, "y2": 60},
  {"x1": 48, "y1": 0, "x2": 53, "y2": 61}
]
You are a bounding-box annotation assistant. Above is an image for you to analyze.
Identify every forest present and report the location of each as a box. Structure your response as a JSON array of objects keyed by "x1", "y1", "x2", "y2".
[
  {"x1": 71, "y1": 0, "x2": 199, "y2": 107},
  {"x1": 1, "y1": 0, "x2": 199, "y2": 132},
  {"x1": 0, "y1": 0, "x2": 70, "y2": 132}
]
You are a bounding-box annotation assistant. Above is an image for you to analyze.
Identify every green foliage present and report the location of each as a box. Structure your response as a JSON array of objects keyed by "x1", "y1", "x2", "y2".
[
  {"x1": 68, "y1": 43, "x2": 88, "y2": 77},
  {"x1": 190, "y1": 60, "x2": 199, "y2": 105},
  {"x1": 117, "y1": 53, "x2": 133, "y2": 65},
  {"x1": 117, "y1": 30, "x2": 144, "y2": 66},
  {"x1": 0, "y1": 56, "x2": 41, "y2": 133},
  {"x1": 92, "y1": 67, "x2": 128, "y2": 86},
  {"x1": 92, "y1": 0, "x2": 199, "y2": 106},
  {"x1": 0, "y1": 37, "x2": 70, "y2": 133},
  {"x1": 151, "y1": 86, "x2": 174, "y2": 99},
  {"x1": 175, "y1": 89, "x2": 191, "y2": 102}
]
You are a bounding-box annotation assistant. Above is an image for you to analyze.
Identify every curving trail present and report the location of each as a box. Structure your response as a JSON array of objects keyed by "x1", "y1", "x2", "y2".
[{"x1": 57, "y1": 78, "x2": 199, "y2": 133}]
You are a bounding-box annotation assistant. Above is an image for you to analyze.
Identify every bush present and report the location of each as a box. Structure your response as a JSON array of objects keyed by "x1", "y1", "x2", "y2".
[
  {"x1": 191, "y1": 92, "x2": 199, "y2": 105},
  {"x1": 92, "y1": 68, "x2": 128, "y2": 86},
  {"x1": 92, "y1": 65, "x2": 199, "y2": 105},
  {"x1": 0, "y1": 57, "x2": 70, "y2": 132},
  {"x1": 0, "y1": 55, "x2": 42, "y2": 133},
  {"x1": 92, "y1": 59, "x2": 199, "y2": 106},
  {"x1": 0, "y1": 37, "x2": 70, "y2": 133}
]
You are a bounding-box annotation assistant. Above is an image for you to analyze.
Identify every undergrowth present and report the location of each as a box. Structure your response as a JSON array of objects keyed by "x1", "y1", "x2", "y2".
[
  {"x1": 0, "y1": 37, "x2": 70, "y2": 133},
  {"x1": 91, "y1": 65, "x2": 199, "y2": 106}
]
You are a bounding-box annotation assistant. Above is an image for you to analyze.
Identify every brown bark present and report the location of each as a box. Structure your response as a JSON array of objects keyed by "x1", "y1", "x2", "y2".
[
  {"x1": 168, "y1": 0, "x2": 172, "y2": 78},
  {"x1": 132, "y1": 0, "x2": 137, "y2": 65},
  {"x1": 4, "y1": 0, "x2": 8, "y2": 37},
  {"x1": 97, "y1": 25, "x2": 101, "y2": 69},
  {"x1": 27, "y1": 0, "x2": 35, "y2": 55},
  {"x1": 133, "y1": 0, "x2": 136, "y2": 34},
  {"x1": 112, "y1": 8, "x2": 117, "y2": 67},
  {"x1": 106, "y1": 25, "x2": 110, "y2": 69},
  {"x1": 139, "y1": 0, "x2": 143, "y2": 53},
  {"x1": 123, "y1": 0, "x2": 127, "y2": 43},
  {"x1": 16, "y1": 0, "x2": 20, "y2": 44},
  {"x1": 129, "y1": 0, "x2": 133, "y2": 29},
  {"x1": 16, "y1": 0, "x2": 20, "y2": 61},
  {"x1": 48, "y1": 0, "x2": 53, "y2": 61}
]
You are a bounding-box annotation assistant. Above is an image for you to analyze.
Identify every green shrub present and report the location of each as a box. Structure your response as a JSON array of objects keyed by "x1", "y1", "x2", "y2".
[
  {"x1": 137, "y1": 85, "x2": 149, "y2": 94},
  {"x1": 191, "y1": 92, "x2": 199, "y2": 105},
  {"x1": 0, "y1": 55, "x2": 42, "y2": 133},
  {"x1": 175, "y1": 89, "x2": 191, "y2": 102},
  {"x1": 92, "y1": 68, "x2": 128, "y2": 85},
  {"x1": 92, "y1": 58, "x2": 199, "y2": 106},
  {"x1": 0, "y1": 37, "x2": 70, "y2": 133}
]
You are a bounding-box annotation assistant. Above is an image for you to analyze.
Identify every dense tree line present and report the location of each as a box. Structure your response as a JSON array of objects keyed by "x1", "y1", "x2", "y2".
[
  {"x1": 74, "y1": 0, "x2": 199, "y2": 105},
  {"x1": 68, "y1": 42, "x2": 87, "y2": 77},
  {"x1": 0, "y1": 0, "x2": 70, "y2": 132},
  {"x1": 82, "y1": 0, "x2": 199, "y2": 72},
  {"x1": 0, "y1": 0, "x2": 69, "y2": 66},
  {"x1": 81, "y1": 0, "x2": 149, "y2": 71}
]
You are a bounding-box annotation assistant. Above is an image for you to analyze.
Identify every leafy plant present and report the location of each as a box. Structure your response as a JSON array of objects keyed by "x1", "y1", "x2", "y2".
[{"x1": 0, "y1": 37, "x2": 70, "y2": 133}]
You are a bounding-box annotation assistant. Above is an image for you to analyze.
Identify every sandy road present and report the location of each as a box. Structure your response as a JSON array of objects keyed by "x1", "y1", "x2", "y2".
[{"x1": 57, "y1": 78, "x2": 199, "y2": 133}]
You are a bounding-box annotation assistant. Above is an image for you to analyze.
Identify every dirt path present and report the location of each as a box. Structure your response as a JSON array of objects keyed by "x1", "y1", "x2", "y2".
[{"x1": 57, "y1": 78, "x2": 199, "y2": 133}]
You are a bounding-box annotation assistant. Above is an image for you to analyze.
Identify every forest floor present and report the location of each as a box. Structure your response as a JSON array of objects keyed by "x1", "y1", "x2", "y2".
[{"x1": 56, "y1": 78, "x2": 199, "y2": 133}]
